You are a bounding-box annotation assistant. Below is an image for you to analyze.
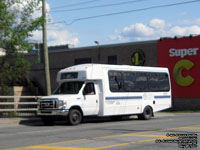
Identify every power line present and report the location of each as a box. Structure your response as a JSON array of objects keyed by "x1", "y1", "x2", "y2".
[
  {"x1": 51, "y1": 0, "x2": 102, "y2": 10},
  {"x1": 60, "y1": 0, "x2": 200, "y2": 25},
  {"x1": 51, "y1": 0, "x2": 150, "y2": 13}
]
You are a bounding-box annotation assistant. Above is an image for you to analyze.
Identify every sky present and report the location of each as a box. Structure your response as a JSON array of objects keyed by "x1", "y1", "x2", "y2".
[{"x1": 31, "y1": 0, "x2": 200, "y2": 47}]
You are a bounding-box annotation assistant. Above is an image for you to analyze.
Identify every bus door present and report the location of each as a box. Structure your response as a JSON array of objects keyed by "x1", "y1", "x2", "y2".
[{"x1": 82, "y1": 82, "x2": 99, "y2": 116}]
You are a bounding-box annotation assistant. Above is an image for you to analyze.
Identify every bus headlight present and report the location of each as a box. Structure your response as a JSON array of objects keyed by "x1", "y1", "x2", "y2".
[{"x1": 58, "y1": 100, "x2": 67, "y2": 109}]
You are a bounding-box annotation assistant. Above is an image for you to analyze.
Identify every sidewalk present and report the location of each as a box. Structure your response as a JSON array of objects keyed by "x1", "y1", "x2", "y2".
[{"x1": 0, "y1": 117, "x2": 42, "y2": 127}]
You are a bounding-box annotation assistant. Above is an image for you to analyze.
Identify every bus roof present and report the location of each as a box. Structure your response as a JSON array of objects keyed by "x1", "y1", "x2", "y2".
[{"x1": 60, "y1": 63, "x2": 169, "y2": 73}]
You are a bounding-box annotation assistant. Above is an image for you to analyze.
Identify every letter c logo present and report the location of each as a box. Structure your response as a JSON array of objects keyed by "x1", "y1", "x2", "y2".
[{"x1": 173, "y1": 59, "x2": 194, "y2": 86}]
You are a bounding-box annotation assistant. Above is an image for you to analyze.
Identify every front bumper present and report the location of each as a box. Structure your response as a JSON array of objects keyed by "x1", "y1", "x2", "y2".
[{"x1": 37, "y1": 109, "x2": 69, "y2": 116}]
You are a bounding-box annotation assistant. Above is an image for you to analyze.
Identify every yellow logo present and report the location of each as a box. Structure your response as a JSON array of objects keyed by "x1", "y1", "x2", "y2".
[
  {"x1": 173, "y1": 59, "x2": 194, "y2": 86},
  {"x1": 131, "y1": 51, "x2": 145, "y2": 66}
]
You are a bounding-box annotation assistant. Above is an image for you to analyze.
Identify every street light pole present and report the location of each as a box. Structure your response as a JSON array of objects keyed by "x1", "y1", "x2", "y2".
[
  {"x1": 42, "y1": 0, "x2": 51, "y2": 95},
  {"x1": 94, "y1": 41, "x2": 100, "y2": 63}
]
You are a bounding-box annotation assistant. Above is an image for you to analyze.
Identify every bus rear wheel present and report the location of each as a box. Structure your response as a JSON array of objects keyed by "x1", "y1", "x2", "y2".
[{"x1": 138, "y1": 106, "x2": 153, "y2": 120}]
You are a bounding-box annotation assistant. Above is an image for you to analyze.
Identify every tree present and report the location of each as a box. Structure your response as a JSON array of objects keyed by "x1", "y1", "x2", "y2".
[{"x1": 0, "y1": 0, "x2": 43, "y2": 95}]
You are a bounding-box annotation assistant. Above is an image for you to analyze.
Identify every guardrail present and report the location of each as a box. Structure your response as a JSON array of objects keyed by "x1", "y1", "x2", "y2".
[{"x1": 0, "y1": 96, "x2": 42, "y2": 116}]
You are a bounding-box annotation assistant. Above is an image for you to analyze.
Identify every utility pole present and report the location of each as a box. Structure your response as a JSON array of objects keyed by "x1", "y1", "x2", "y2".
[{"x1": 42, "y1": 0, "x2": 51, "y2": 95}]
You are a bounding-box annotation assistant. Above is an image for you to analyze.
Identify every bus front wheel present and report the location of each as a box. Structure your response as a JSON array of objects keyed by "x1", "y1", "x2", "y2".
[{"x1": 68, "y1": 109, "x2": 82, "y2": 125}]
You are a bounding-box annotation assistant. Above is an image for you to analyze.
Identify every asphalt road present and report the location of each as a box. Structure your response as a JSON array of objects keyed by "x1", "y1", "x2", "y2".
[{"x1": 0, "y1": 113, "x2": 200, "y2": 150}]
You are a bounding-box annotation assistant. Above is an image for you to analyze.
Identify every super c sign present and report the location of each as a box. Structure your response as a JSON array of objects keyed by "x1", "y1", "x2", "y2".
[{"x1": 158, "y1": 36, "x2": 200, "y2": 98}]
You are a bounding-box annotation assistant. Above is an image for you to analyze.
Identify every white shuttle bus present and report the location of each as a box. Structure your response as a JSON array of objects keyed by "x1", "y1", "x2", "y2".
[{"x1": 37, "y1": 64, "x2": 171, "y2": 125}]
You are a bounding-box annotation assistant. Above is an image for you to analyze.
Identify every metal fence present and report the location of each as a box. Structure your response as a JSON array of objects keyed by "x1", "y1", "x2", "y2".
[{"x1": 0, "y1": 96, "x2": 42, "y2": 117}]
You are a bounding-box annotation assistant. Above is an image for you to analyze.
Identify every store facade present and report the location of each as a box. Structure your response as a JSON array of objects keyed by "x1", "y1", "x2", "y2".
[{"x1": 27, "y1": 35, "x2": 200, "y2": 110}]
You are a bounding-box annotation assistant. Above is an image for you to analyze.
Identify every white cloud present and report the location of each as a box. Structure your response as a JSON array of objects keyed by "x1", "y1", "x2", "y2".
[
  {"x1": 110, "y1": 23, "x2": 154, "y2": 42},
  {"x1": 109, "y1": 19, "x2": 200, "y2": 43},
  {"x1": 47, "y1": 27, "x2": 79, "y2": 46},
  {"x1": 32, "y1": 1, "x2": 50, "y2": 19},
  {"x1": 149, "y1": 19, "x2": 169, "y2": 29},
  {"x1": 10, "y1": 0, "x2": 48, "y2": 19},
  {"x1": 28, "y1": 1, "x2": 79, "y2": 47},
  {"x1": 170, "y1": 25, "x2": 200, "y2": 35},
  {"x1": 31, "y1": 24, "x2": 79, "y2": 46}
]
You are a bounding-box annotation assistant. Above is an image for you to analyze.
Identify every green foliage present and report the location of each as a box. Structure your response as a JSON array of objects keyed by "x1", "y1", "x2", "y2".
[
  {"x1": 0, "y1": 0, "x2": 43, "y2": 95},
  {"x1": 8, "y1": 111, "x2": 18, "y2": 117}
]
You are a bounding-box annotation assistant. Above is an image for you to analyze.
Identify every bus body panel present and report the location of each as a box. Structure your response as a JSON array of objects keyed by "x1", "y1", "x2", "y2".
[{"x1": 37, "y1": 64, "x2": 171, "y2": 122}]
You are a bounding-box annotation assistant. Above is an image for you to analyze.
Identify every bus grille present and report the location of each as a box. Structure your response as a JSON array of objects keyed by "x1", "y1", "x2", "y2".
[{"x1": 40, "y1": 100, "x2": 57, "y2": 109}]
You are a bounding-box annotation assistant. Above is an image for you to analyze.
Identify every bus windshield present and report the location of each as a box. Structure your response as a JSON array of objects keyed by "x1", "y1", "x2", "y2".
[{"x1": 53, "y1": 81, "x2": 84, "y2": 95}]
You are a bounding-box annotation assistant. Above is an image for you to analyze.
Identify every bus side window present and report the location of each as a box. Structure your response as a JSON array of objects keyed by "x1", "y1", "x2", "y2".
[{"x1": 83, "y1": 83, "x2": 96, "y2": 95}]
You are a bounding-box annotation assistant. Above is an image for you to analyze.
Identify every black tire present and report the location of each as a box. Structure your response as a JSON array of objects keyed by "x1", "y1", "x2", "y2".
[
  {"x1": 68, "y1": 109, "x2": 82, "y2": 125},
  {"x1": 42, "y1": 117, "x2": 55, "y2": 126},
  {"x1": 138, "y1": 106, "x2": 153, "y2": 120}
]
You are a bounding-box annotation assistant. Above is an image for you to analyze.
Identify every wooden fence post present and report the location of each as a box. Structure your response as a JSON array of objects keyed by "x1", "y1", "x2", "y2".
[{"x1": 14, "y1": 86, "x2": 23, "y2": 110}]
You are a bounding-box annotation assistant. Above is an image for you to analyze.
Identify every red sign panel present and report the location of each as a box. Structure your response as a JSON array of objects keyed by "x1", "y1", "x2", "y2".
[{"x1": 158, "y1": 36, "x2": 200, "y2": 98}]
